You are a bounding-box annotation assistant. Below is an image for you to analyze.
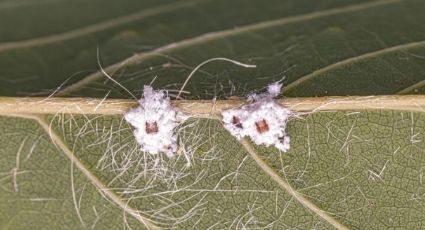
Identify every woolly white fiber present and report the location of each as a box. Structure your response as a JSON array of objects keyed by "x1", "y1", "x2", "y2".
[
  {"x1": 222, "y1": 82, "x2": 291, "y2": 152},
  {"x1": 125, "y1": 85, "x2": 185, "y2": 157}
]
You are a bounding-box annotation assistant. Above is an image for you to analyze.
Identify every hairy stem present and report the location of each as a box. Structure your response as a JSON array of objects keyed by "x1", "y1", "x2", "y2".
[{"x1": 1, "y1": 95, "x2": 425, "y2": 116}]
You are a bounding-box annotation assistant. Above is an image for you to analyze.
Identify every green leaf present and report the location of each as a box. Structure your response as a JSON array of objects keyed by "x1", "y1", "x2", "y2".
[
  {"x1": 1, "y1": 0, "x2": 425, "y2": 229},
  {"x1": 2, "y1": 108, "x2": 425, "y2": 229},
  {"x1": 1, "y1": 0, "x2": 425, "y2": 97}
]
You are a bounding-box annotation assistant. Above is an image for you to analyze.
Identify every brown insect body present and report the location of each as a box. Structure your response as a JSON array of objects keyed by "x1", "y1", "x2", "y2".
[
  {"x1": 145, "y1": 121, "x2": 159, "y2": 134},
  {"x1": 255, "y1": 119, "x2": 269, "y2": 134},
  {"x1": 232, "y1": 116, "x2": 243, "y2": 129}
]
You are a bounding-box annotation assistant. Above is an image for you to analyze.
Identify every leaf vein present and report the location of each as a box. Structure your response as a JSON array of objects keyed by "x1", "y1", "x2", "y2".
[
  {"x1": 239, "y1": 138, "x2": 350, "y2": 230},
  {"x1": 0, "y1": 0, "x2": 208, "y2": 52},
  {"x1": 56, "y1": 0, "x2": 401, "y2": 96},
  {"x1": 397, "y1": 78, "x2": 425, "y2": 94},
  {"x1": 15, "y1": 113, "x2": 160, "y2": 230},
  {"x1": 284, "y1": 39, "x2": 425, "y2": 93}
]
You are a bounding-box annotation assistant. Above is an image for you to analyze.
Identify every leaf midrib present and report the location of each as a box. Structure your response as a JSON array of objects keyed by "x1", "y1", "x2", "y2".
[{"x1": 2, "y1": 95, "x2": 425, "y2": 116}]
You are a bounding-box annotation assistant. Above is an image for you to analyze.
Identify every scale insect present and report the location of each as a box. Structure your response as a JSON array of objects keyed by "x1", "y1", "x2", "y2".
[
  {"x1": 98, "y1": 53, "x2": 292, "y2": 156},
  {"x1": 124, "y1": 81, "x2": 292, "y2": 156},
  {"x1": 124, "y1": 85, "x2": 187, "y2": 158},
  {"x1": 119, "y1": 57, "x2": 257, "y2": 157},
  {"x1": 221, "y1": 82, "x2": 292, "y2": 152}
]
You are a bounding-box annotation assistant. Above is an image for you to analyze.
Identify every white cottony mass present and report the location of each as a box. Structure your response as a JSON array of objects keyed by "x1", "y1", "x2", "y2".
[
  {"x1": 125, "y1": 82, "x2": 291, "y2": 156},
  {"x1": 125, "y1": 86, "x2": 184, "y2": 157},
  {"x1": 222, "y1": 82, "x2": 292, "y2": 152}
]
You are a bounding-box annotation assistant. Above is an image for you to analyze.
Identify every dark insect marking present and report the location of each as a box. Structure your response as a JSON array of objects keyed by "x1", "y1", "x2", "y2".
[
  {"x1": 255, "y1": 119, "x2": 269, "y2": 134},
  {"x1": 145, "y1": 121, "x2": 158, "y2": 134},
  {"x1": 232, "y1": 116, "x2": 243, "y2": 129}
]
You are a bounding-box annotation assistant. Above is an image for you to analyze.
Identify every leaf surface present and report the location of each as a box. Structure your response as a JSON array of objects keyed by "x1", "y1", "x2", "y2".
[
  {"x1": 1, "y1": 0, "x2": 425, "y2": 97},
  {"x1": 1, "y1": 0, "x2": 425, "y2": 229}
]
